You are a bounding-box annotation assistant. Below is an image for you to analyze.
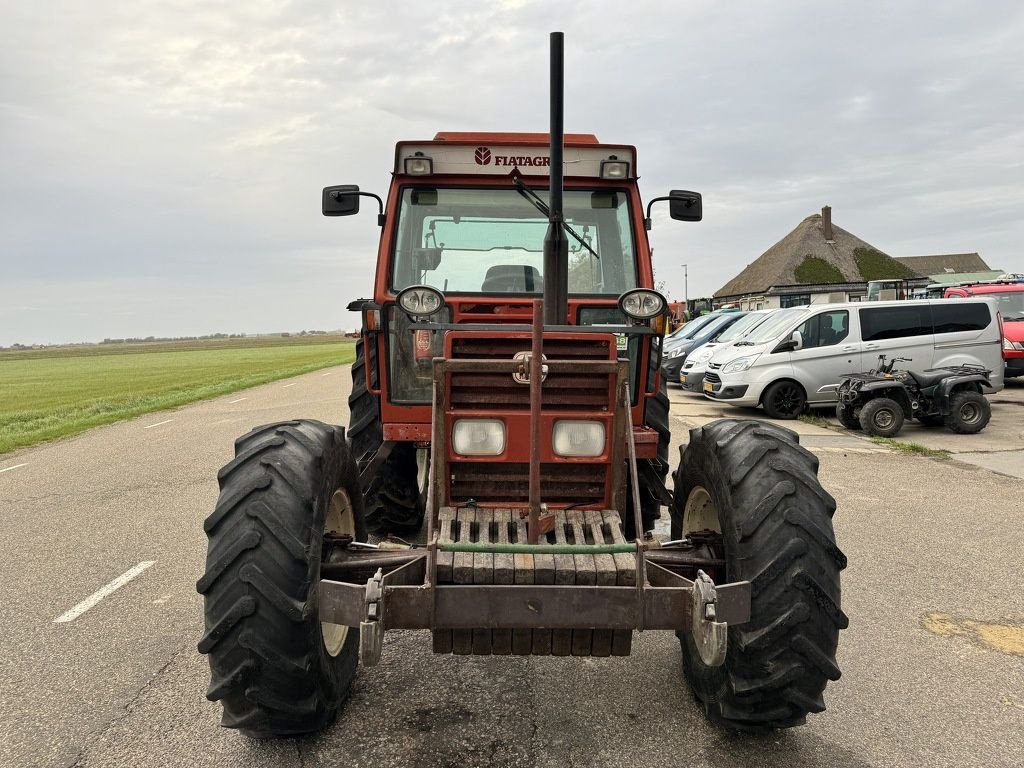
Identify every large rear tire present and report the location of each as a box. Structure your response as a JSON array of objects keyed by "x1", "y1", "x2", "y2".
[
  {"x1": 197, "y1": 420, "x2": 365, "y2": 738},
  {"x1": 347, "y1": 335, "x2": 425, "y2": 535},
  {"x1": 671, "y1": 419, "x2": 847, "y2": 730}
]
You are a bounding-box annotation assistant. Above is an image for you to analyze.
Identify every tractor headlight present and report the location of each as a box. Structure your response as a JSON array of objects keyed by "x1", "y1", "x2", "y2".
[
  {"x1": 721, "y1": 355, "x2": 759, "y2": 374},
  {"x1": 618, "y1": 289, "x2": 666, "y2": 321},
  {"x1": 396, "y1": 285, "x2": 445, "y2": 317},
  {"x1": 552, "y1": 420, "x2": 606, "y2": 457},
  {"x1": 452, "y1": 419, "x2": 506, "y2": 456}
]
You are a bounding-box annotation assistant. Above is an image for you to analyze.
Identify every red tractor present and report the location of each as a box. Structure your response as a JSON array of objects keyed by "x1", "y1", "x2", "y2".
[{"x1": 198, "y1": 33, "x2": 846, "y2": 738}]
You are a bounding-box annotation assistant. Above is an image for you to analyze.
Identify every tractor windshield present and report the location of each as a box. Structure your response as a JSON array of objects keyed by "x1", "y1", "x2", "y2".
[{"x1": 390, "y1": 187, "x2": 637, "y2": 295}]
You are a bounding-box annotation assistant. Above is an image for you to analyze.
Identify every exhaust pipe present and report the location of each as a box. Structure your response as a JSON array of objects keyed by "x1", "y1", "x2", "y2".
[{"x1": 543, "y1": 31, "x2": 569, "y2": 325}]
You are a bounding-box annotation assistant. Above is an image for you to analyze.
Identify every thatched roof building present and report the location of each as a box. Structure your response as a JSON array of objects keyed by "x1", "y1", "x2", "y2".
[
  {"x1": 714, "y1": 206, "x2": 925, "y2": 309},
  {"x1": 894, "y1": 253, "x2": 991, "y2": 276}
]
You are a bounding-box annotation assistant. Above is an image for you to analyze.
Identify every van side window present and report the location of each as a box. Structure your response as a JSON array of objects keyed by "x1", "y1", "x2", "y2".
[
  {"x1": 795, "y1": 310, "x2": 849, "y2": 349},
  {"x1": 933, "y1": 303, "x2": 990, "y2": 333},
  {"x1": 860, "y1": 305, "x2": 931, "y2": 341}
]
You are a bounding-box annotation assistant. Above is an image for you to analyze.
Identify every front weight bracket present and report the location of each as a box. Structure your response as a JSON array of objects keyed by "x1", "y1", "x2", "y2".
[{"x1": 691, "y1": 570, "x2": 728, "y2": 666}]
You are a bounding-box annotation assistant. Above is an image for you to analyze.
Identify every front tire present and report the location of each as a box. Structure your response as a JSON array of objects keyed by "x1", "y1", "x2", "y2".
[
  {"x1": 197, "y1": 420, "x2": 365, "y2": 738},
  {"x1": 762, "y1": 381, "x2": 807, "y2": 420},
  {"x1": 835, "y1": 404, "x2": 861, "y2": 430},
  {"x1": 859, "y1": 397, "x2": 904, "y2": 437},
  {"x1": 945, "y1": 390, "x2": 991, "y2": 434},
  {"x1": 671, "y1": 419, "x2": 847, "y2": 730}
]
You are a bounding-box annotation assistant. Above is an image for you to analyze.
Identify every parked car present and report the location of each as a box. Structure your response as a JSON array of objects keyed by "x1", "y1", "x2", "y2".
[
  {"x1": 944, "y1": 282, "x2": 1024, "y2": 378},
  {"x1": 661, "y1": 311, "x2": 748, "y2": 384},
  {"x1": 680, "y1": 309, "x2": 776, "y2": 391},
  {"x1": 702, "y1": 298, "x2": 1005, "y2": 419}
]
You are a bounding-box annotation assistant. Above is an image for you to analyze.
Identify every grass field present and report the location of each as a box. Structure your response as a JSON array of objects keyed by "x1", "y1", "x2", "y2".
[{"x1": 0, "y1": 336, "x2": 355, "y2": 455}]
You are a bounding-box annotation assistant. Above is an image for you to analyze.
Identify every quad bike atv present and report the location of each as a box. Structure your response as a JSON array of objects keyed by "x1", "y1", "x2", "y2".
[
  {"x1": 198, "y1": 33, "x2": 846, "y2": 738},
  {"x1": 836, "y1": 354, "x2": 992, "y2": 437}
]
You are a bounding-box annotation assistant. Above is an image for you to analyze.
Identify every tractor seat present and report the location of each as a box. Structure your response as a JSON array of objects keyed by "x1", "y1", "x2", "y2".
[
  {"x1": 480, "y1": 265, "x2": 543, "y2": 293},
  {"x1": 909, "y1": 369, "x2": 950, "y2": 388}
]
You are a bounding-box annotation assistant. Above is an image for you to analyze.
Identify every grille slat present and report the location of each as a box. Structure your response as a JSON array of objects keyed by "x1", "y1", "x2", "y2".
[
  {"x1": 451, "y1": 462, "x2": 606, "y2": 505},
  {"x1": 449, "y1": 335, "x2": 613, "y2": 412}
]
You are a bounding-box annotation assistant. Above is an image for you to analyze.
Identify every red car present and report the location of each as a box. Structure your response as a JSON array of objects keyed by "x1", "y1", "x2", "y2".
[{"x1": 945, "y1": 282, "x2": 1024, "y2": 378}]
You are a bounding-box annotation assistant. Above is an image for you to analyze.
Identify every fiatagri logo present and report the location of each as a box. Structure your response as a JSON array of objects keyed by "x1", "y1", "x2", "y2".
[{"x1": 474, "y1": 147, "x2": 550, "y2": 168}]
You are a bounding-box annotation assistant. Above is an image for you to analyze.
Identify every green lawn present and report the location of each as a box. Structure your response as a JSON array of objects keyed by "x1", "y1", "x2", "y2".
[{"x1": 0, "y1": 337, "x2": 355, "y2": 455}]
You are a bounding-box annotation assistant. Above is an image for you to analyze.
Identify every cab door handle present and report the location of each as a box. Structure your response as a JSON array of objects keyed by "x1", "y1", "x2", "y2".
[
  {"x1": 864, "y1": 343, "x2": 879, "y2": 350},
  {"x1": 841, "y1": 345, "x2": 858, "y2": 352}
]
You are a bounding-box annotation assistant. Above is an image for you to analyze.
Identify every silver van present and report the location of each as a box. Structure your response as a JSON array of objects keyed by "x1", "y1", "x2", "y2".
[{"x1": 703, "y1": 298, "x2": 1004, "y2": 418}]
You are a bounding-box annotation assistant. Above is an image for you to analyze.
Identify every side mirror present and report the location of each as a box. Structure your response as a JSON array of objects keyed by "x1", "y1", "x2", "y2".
[
  {"x1": 669, "y1": 190, "x2": 702, "y2": 222},
  {"x1": 323, "y1": 185, "x2": 360, "y2": 216},
  {"x1": 644, "y1": 190, "x2": 703, "y2": 230},
  {"x1": 772, "y1": 330, "x2": 803, "y2": 353}
]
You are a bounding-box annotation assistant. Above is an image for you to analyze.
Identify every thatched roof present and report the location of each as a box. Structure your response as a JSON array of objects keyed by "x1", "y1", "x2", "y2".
[
  {"x1": 894, "y1": 253, "x2": 990, "y2": 276},
  {"x1": 714, "y1": 211, "x2": 916, "y2": 298}
]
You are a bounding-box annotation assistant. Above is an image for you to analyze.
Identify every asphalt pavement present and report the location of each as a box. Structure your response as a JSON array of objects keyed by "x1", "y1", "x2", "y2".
[{"x1": 1, "y1": 366, "x2": 1022, "y2": 767}]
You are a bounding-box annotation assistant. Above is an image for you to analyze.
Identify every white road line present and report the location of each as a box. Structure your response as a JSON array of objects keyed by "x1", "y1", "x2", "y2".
[
  {"x1": 282, "y1": 382, "x2": 297, "y2": 388},
  {"x1": 229, "y1": 397, "x2": 248, "y2": 403},
  {"x1": 143, "y1": 419, "x2": 173, "y2": 429},
  {"x1": 53, "y1": 561, "x2": 156, "y2": 623},
  {"x1": 321, "y1": 371, "x2": 335, "y2": 376},
  {"x1": 0, "y1": 463, "x2": 27, "y2": 474}
]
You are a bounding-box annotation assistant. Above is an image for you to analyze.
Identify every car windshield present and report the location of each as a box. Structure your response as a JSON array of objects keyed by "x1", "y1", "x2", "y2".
[
  {"x1": 715, "y1": 311, "x2": 769, "y2": 343},
  {"x1": 390, "y1": 187, "x2": 637, "y2": 295},
  {"x1": 667, "y1": 313, "x2": 722, "y2": 342},
  {"x1": 989, "y1": 290, "x2": 1024, "y2": 320},
  {"x1": 738, "y1": 307, "x2": 809, "y2": 344}
]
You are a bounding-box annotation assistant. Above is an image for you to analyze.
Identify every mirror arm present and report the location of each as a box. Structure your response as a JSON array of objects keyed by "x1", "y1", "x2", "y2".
[
  {"x1": 644, "y1": 195, "x2": 672, "y2": 231},
  {"x1": 330, "y1": 190, "x2": 387, "y2": 226}
]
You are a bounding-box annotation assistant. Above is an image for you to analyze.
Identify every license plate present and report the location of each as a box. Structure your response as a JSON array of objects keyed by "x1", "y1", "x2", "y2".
[
  {"x1": 703, "y1": 380, "x2": 713, "y2": 393},
  {"x1": 615, "y1": 334, "x2": 628, "y2": 351}
]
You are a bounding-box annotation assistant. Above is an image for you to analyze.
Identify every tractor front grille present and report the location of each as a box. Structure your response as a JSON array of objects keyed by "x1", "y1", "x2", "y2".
[
  {"x1": 450, "y1": 462, "x2": 607, "y2": 505},
  {"x1": 449, "y1": 336, "x2": 614, "y2": 411}
]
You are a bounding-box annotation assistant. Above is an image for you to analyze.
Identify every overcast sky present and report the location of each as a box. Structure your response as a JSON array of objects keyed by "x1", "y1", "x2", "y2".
[{"x1": 2, "y1": 1, "x2": 1023, "y2": 345}]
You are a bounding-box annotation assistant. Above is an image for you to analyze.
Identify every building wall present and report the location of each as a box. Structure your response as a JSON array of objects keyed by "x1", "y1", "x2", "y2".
[{"x1": 718, "y1": 288, "x2": 867, "y2": 311}]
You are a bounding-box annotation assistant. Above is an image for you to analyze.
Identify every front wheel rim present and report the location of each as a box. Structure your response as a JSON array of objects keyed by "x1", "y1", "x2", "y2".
[
  {"x1": 321, "y1": 488, "x2": 355, "y2": 656},
  {"x1": 959, "y1": 402, "x2": 981, "y2": 424},
  {"x1": 683, "y1": 486, "x2": 722, "y2": 535},
  {"x1": 773, "y1": 385, "x2": 802, "y2": 415},
  {"x1": 874, "y1": 408, "x2": 896, "y2": 429}
]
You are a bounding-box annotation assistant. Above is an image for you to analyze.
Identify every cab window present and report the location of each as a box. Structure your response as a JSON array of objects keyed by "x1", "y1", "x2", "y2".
[{"x1": 795, "y1": 310, "x2": 849, "y2": 349}]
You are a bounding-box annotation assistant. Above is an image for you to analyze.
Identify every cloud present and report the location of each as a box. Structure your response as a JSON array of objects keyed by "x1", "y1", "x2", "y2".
[{"x1": 1, "y1": 0, "x2": 1023, "y2": 343}]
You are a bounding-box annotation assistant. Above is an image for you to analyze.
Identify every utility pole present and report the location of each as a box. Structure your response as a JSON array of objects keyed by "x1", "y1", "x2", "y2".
[{"x1": 681, "y1": 263, "x2": 688, "y2": 316}]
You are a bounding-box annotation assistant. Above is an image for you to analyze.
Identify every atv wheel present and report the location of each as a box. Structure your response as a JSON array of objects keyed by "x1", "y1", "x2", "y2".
[
  {"x1": 835, "y1": 404, "x2": 860, "y2": 430},
  {"x1": 762, "y1": 381, "x2": 806, "y2": 420},
  {"x1": 197, "y1": 419, "x2": 365, "y2": 738},
  {"x1": 945, "y1": 390, "x2": 991, "y2": 434},
  {"x1": 859, "y1": 397, "x2": 904, "y2": 437},
  {"x1": 672, "y1": 419, "x2": 847, "y2": 730},
  {"x1": 347, "y1": 335, "x2": 425, "y2": 535}
]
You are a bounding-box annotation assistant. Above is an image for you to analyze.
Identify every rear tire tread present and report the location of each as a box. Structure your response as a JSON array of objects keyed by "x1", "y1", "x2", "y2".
[
  {"x1": 198, "y1": 419, "x2": 363, "y2": 737},
  {"x1": 672, "y1": 418, "x2": 845, "y2": 730}
]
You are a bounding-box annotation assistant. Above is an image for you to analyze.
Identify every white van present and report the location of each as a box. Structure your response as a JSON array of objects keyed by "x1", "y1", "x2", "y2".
[{"x1": 703, "y1": 298, "x2": 1004, "y2": 419}]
